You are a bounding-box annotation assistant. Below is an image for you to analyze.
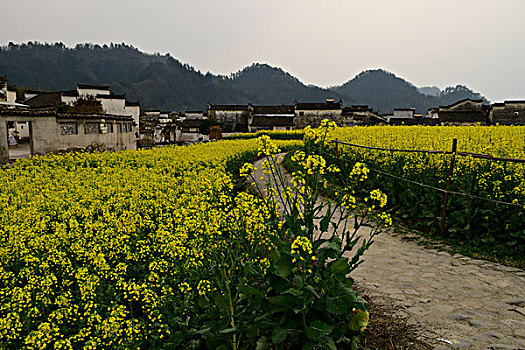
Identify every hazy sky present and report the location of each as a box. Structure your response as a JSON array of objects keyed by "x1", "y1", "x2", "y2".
[{"x1": 2, "y1": 0, "x2": 524, "y2": 102}]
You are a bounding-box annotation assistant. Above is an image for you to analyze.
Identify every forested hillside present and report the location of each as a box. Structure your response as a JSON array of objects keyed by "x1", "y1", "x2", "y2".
[
  {"x1": 332, "y1": 69, "x2": 489, "y2": 114},
  {"x1": 0, "y1": 42, "x2": 487, "y2": 112}
]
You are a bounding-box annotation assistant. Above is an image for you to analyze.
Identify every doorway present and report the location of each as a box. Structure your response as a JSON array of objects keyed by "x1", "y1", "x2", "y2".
[{"x1": 8, "y1": 121, "x2": 33, "y2": 160}]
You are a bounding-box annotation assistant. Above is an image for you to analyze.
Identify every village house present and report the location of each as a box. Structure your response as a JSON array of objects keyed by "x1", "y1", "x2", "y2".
[
  {"x1": 427, "y1": 108, "x2": 439, "y2": 119},
  {"x1": 429, "y1": 99, "x2": 490, "y2": 126},
  {"x1": 388, "y1": 114, "x2": 439, "y2": 126},
  {"x1": 294, "y1": 99, "x2": 343, "y2": 128},
  {"x1": 207, "y1": 104, "x2": 251, "y2": 132},
  {"x1": 139, "y1": 110, "x2": 174, "y2": 143},
  {"x1": 489, "y1": 101, "x2": 525, "y2": 125},
  {"x1": 341, "y1": 105, "x2": 385, "y2": 126},
  {"x1": 173, "y1": 111, "x2": 209, "y2": 143},
  {"x1": 0, "y1": 77, "x2": 18, "y2": 105},
  {"x1": 249, "y1": 105, "x2": 295, "y2": 132},
  {"x1": 24, "y1": 83, "x2": 141, "y2": 130},
  {"x1": 0, "y1": 109, "x2": 136, "y2": 164},
  {"x1": 384, "y1": 108, "x2": 416, "y2": 123}
]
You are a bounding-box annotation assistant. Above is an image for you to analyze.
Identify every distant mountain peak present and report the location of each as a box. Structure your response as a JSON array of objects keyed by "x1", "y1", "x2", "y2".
[
  {"x1": 0, "y1": 42, "x2": 487, "y2": 112},
  {"x1": 418, "y1": 86, "x2": 441, "y2": 97},
  {"x1": 333, "y1": 68, "x2": 487, "y2": 113}
]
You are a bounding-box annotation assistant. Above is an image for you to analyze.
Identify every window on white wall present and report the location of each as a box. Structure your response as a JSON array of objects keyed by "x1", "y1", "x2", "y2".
[
  {"x1": 60, "y1": 122, "x2": 78, "y2": 135},
  {"x1": 84, "y1": 122, "x2": 100, "y2": 134}
]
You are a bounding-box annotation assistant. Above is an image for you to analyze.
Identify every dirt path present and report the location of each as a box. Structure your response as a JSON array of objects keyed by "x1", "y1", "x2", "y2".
[{"x1": 252, "y1": 154, "x2": 525, "y2": 350}]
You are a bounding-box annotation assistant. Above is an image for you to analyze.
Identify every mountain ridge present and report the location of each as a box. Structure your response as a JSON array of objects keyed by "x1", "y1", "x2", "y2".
[{"x1": 0, "y1": 42, "x2": 487, "y2": 113}]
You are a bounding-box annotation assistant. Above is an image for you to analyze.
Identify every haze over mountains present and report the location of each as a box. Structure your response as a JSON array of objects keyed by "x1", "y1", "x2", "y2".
[{"x1": 0, "y1": 42, "x2": 488, "y2": 113}]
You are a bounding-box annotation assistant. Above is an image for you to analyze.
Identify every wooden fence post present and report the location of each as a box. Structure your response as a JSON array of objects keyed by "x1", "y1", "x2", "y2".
[
  {"x1": 440, "y1": 138, "x2": 457, "y2": 237},
  {"x1": 335, "y1": 139, "x2": 339, "y2": 164}
]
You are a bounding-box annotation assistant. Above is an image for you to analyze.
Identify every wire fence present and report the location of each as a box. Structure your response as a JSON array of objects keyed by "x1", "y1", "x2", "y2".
[
  {"x1": 331, "y1": 140, "x2": 525, "y2": 164},
  {"x1": 324, "y1": 138, "x2": 525, "y2": 218},
  {"x1": 321, "y1": 149, "x2": 522, "y2": 208}
]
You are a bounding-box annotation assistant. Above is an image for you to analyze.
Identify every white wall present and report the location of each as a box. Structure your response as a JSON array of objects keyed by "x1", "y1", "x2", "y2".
[
  {"x1": 61, "y1": 95, "x2": 78, "y2": 106},
  {"x1": 392, "y1": 110, "x2": 414, "y2": 118},
  {"x1": 77, "y1": 88, "x2": 110, "y2": 97},
  {"x1": 24, "y1": 92, "x2": 38, "y2": 100},
  {"x1": 123, "y1": 106, "x2": 140, "y2": 128},
  {"x1": 7, "y1": 90, "x2": 16, "y2": 104},
  {"x1": 99, "y1": 98, "x2": 126, "y2": 115}
]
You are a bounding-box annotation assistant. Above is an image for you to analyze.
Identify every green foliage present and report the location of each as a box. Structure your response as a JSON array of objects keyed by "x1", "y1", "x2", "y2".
[
  {"x1": 212, "y1": 124, "x2": 393, "y2": 349},
  {"x1": 319, "y1": 133, "x2": 524, "y2": 260},
  {"x1": 0, "y1": 43, "x2": 487, "y2": 112},
  {"x1": 56, "y1": 96, "x2": 104, "y2": 113},
  {"x1": 0, "y1": 44, "x2": 344, "y2": 111}
]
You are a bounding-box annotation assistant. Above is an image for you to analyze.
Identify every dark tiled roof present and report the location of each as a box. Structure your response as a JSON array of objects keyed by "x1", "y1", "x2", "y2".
[
  {"x1": 57, "y1": 112, "x2": 134, "y2": 121},
  {"x1": 185, "y1": 110, "x2": 205, "y2": 114},
  {"x1": 389, "y1": 118, "x2": 439, "y2": 126},
  {"x1": 0, "y1": 109, "x2": 56, "y2": 117},
  {"x1": 251, "y1": 116, "x2": 294, "y2": 127},
  {"x1": 440, "y1": 98, "x2": 484, "y2": 109},
  {"x1": 209, "y1": 104, "x2": 250, "y2": 111},
  {"x1": 61, "y1": 90, "x2": 79, "y2": 97},
  {"x1": 24, "y1": 89, "x2": 42, "y2": 94},
  {"x1": 96, "y1": 93, "x2": 125, "y2": 99},
  {"x1": 25, "y1": 92, "x2": 62, "y2": 108},
  {"x1": 295, "y1": 100, "x2": 342, "y2": 110},
  {"x1": 125, "y1": 100, "x2": 141, "y2": 107},
  {"x1": 252, "y1": 105, "x2": 294, "y2": 115},
  {"x1": 181, "y1": 119, "x2": 203, "y2": 128},
  {"x1": 501, "y1": 100, "x2": 525, "y2": 104},
  {"x1": 0, "y1": 109, "x2": 133, "y2": 121},
  {"x1": 77, "y1": 83, "x2": 110, "y2": 91},
  {"x1": 393, "y1": 108, "x2": 416, "y2": 111},
  {"x1": 343, "y1": 105, "x2": 373, "y2": 114},
  {"x1": 439, "y1": 111, "x2": 488, "y2": 123}
]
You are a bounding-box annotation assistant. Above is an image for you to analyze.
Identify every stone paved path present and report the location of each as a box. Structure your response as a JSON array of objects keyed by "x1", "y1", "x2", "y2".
[{"x1": 252, "y1": 155, "x2": 525, "y2": 350}]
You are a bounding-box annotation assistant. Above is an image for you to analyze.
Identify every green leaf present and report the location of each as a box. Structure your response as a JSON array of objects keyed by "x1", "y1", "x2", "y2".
[
  {"x1": 256, "y1": 336, "x2": 269, "y2": 350},
  {"x1": 318, "y1": 241, "x2": 341, "y2": 259},
  {"x1": 306, "y1": 320, "x2": 333, "y2": 341},
  {"x1": 267, "y1": 295, "x2": 296, "y2": 309},
  {"x1": 313, "y1": 238, "x2": 328, "y2": 251},
  {"x1": 348, "y1": 309, "x2": 369, "y2": 332},
  {"x1": 326, "y1": 293, "x2": 356, "y2": 315},
  {"x1": 219, "y1": 327, "x2": 237, "y2": 334},
  {"x1": 212, "y1": 292, "x2": 228, "y2": 310},
  {"x1": 293, "y1": 304, "x2": 307, "y2": 314},
  {"x1": 282, "y1": 287, "x2": 303, "y2": 297},
  {"x1": 324, "y1": 337, "x2": 338, "y2": 350},
  {"x1": 275, "y1": 255, "x2": 293, "y2": 278},
  {"x1": 305, "y1": 285, "x2": 320, "y2": 298},
  {"x1": 245, "y1": 324, "x2": 260, "y2": 339},
  {"x1": 294, "y1": 275, "x2": 304, "y2": 288},
  {"x1": 272, "y1": 327, "x2": 291, "y2": 344},
  {"x1": 328, "y1": 258, "x2": 350, "y2": 275},
  {"x1": 241, "y1": 284, "x2": 264, "y2": 296},
  {"x1": 268, "y1": 273, "x2": 290, "y2": 293},
  {"x1": 320, "y1": 213, "x2": 330, "y2": 232}
]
